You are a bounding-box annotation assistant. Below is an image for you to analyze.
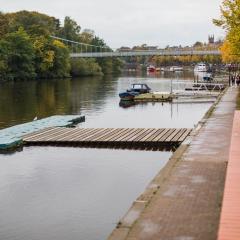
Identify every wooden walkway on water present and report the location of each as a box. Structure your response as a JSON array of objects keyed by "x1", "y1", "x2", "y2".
[{"x1": 23, "y1": 127, "x2": 192, "y2": 150}]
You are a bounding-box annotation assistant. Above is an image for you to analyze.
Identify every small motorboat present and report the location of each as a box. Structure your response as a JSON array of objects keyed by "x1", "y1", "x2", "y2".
[
  {"x1": 194, "y1": 63, "x2": 208, "y2": 72},
  {"x1": 119, "y1": 84, "x2": 173, "y2": 102},
  {"x1": 147, "y1": 65, "x2": 156, "y2": 73},
  {"x1": 169, "y1": 66, "x2": 183, "y2": 72},
  {"x1": 203, "y1": 73, "x2": 213, "y2": 82},
  {"x1": 119, "y1": 84, "x2": 151, "y2": 101}
]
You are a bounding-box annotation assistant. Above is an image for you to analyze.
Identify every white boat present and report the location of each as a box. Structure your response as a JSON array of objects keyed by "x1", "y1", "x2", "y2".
[
  {"x1": 194, "y1": 63, "x2": 208, "y2": 72},
  {"x1": 169, "y1": 66, "x2": 183, "y2": 72}
]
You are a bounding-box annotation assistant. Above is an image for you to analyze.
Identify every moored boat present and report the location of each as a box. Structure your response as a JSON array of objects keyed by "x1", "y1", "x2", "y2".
[
  {"x1": 119, "y1": 84, "x2": 173, "y2": 102},
  {"x1": 203, "y1": 73, "x2": 213, "y2": 82},
  {"x1": 119, "y1": 84, "x2": 151, "y2": 101},
  {"x1": 147, "y1": 65, "x2": 156, "y2": 72},
  {"x1": 194, "y1": 63, "x2": 208, "y2": 72},
  {"x1": 169, "y1": 66, "x2": 183, "y2": 72}
]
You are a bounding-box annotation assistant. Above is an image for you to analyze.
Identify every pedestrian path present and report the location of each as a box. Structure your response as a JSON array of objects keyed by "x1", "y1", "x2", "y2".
[{"x1": 218, "y1": 111, "x2": 240, "y2": 240}]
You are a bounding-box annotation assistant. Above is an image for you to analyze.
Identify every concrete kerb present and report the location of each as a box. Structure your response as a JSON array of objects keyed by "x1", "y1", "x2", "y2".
[{"x1": 108, "y1": 87, "x2": 228, "y2": 240}]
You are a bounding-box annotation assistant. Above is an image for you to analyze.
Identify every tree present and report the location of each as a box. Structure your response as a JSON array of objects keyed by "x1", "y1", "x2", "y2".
[
  {"x1": 0, "y1": 12, "x2": 9, "y2": 37},
  {"x1": 6, "y1": 11, "x2": 60, "y2": 37},
  {"x1": 49, "y1": 40, "x2": 70, "y2": 78},
  {"x1": 58, "y1": 16, "x2": 81, "y2": 41},
  {"x1": 1, "y1": 27, "x2": 36, "y2": 80},
  {"x1": 80, "y1": 29, "x2": 94, "y2": 44},
  {"x1": 70, "y1": 58, "x2": 102, "y2": 76},
  {"x1": 33, "y1": 36, "x2": 55, "y2": 78},
  {"x1": 214, "y1": 0, "x2": 240, "y2": 62},
  {"x1": 0, "y1": 41, "x2": 8, "y2": 81},
  {"x1": 193, "y1": 41, "x2": 203, "y2": 48}
]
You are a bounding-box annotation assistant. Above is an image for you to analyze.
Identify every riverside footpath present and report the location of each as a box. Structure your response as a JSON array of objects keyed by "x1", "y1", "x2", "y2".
[{"x1": 109, "y1": 87, "x2": 238, "y2": 240}]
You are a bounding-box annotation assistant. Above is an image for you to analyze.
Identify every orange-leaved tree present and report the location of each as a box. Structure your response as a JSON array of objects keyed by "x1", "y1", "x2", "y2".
[{"x1": 214, "y1": 0, "x2": 240, "y2": 62}]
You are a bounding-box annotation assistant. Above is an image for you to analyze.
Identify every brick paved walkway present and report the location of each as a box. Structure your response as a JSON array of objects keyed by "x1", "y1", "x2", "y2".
[
  {"x1": 109, "y1": 88, "x2": 238, "y2": 240},
  {"x1": 218, "y1": 111, "x2": 240, "y2": 240}
]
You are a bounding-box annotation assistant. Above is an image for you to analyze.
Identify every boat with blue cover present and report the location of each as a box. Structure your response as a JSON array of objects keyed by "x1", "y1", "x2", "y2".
[
  {"x1": 119, "y1": 84, "x2": 151, "y2": 101},
  {"x1": 119, "y1": 84, "x2": 173, "y2": 102}
]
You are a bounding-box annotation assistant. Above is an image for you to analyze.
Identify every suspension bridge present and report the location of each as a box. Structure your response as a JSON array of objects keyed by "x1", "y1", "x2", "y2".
[{"x1": 51, "y1": 36, "x2": 221, "y2": 58}]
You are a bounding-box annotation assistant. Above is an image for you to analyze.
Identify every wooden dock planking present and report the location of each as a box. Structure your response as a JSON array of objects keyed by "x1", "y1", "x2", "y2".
[
  {"x1": 165, "y1": 129, "x2": 181, "y2": 142},
  {"x1": 178, "y1": 129, "x2": 192, "y2": 142},
  {"x1": 139, "y1": 129, "x2": 159, "y2": 142},
  {"x1": 107, "y1": 129, "x2": 132, "y2": 142},
  {"x1": 23, "y1": 127, "x2": 58, "y2": 141},
  {"x1": 133, "y1": 129, "x2": 154, "y2": 142},
  {"x1": 86, "y1": 129, "x2": 116, "y2": 142},
  {"x1": 57, "y1": 128, "x2": 90, "y2": 141},
  {"x1": 153, "y1": 128, "x2": 171, "y2": 142},
  {"x1": 23, "y1": 127, "x2": 192, "y2": 150},
  {"x1": 112, "y1": 128, "x2": 133, "y2": 142},
  {"x1": 171, "y1": 128, "x2": 188, "y2": 142},
  {"x1": 29, "y1": 127, "x2": 69, "y2": 142},
  {"x1": 41, "y1": 127, "x2": 80, "y2": 142},
  {"x1": 92, "y1": 128, "x2": 120, "y2": 142},
  {"x1": 69, "y1": 128, "x2": 104, "y2": 141},
  {"x1": 58, "y1": 128, "x2": 91, "y2": 141},
  {"x1": 98, "y1": 128, "x2": 124, "y2": 142},
  {"x1": 120, "y1": 128, "x2": 143, "y2": 142},
  {"x1": 117, "y1": 129, "x2": 139, "y2": 142},
  {"x1": 145, "y1": 129, "x2": 165, "y2": 142},
  {"x1": 158, "y1": 129, "x2": 176, "y2": 142},
  {"x1": 22, "y1": 127, "x2": 54, "y2": 139},
  {"x1": 43, "y1": 128, "x2": 82, "y2": 141},
  {"x1": 127, "y1": 129, "x2": 148, "y2": 142}
]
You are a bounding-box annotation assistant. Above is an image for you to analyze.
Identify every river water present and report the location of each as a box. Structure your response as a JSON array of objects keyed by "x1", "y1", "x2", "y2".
[{"x1": 0, "y1": 72, "x2": 212, "y2": 240}]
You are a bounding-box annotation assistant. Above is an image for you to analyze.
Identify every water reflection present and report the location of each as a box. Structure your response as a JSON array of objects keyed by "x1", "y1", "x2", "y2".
[
  {"x1": 119, "y1": 100, "x2": 140, "y2": 108},
  {"x1": 0, "y1": 76, "x2": 115, "y2": 129},
  {"x1": 0, "y1": 71, "x2": 203, "y2": 130},
  {"x1": 0, "y1": 147, "x2": 171, "y2": 240}
]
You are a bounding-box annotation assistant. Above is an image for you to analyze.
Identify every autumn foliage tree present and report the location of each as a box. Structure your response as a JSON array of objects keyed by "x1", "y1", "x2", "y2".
[{"x1": 214, "y1": 0, "x2": 240, "y2": 62}]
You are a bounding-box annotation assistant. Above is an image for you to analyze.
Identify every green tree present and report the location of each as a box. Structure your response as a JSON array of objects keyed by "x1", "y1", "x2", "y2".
[
  {"x1": 0, "y1": 12, "x2": 9, "y2": 37},
  {"x1": 49, "y1": 40, "x2": 70, "y2": 78},
  {"x1": 70, "y1": 58, "x2": 102, "y2": 76},
  {"x1": 33, "y1": 36, "x2": 55, "y2": 78},
  {"x1": 58, "y1": 16, "x2": 81, "y2": 41},
  {"x1": 0, "y1": 41, "x2": 8, "y2": 81},
  {"x1": 6, "y1": 11, "x2": 60, "y2": 37},
  {"x1": 1, "y1": 27, "x2": 36, "y2": 80}
]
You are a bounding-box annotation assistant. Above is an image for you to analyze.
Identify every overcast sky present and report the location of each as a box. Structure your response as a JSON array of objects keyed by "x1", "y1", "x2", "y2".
[{"x1": 0, "y1": 0, "x2": 224, "y2": 48}]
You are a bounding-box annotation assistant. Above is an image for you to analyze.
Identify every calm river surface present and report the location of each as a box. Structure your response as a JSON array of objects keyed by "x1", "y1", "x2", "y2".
[{"x1": 0, "y1": 72, "x2": 212, "y2": 240}]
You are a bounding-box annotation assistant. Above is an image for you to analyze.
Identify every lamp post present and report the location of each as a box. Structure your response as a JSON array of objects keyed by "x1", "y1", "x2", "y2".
[{"x1": 228, "y1": 64, "x2": 231, "y2": 86}]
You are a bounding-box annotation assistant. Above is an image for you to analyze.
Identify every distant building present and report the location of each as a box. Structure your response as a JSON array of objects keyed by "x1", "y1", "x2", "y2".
[
  {"x1": 208, "y1": 35, "x2": 215, "y2": 44},
  {"x1": 145, "y1": 46, "x2": 158, "y2": 51},
  {"x1": 118, "y1": 46, "x2": 131, "y2": 52}
]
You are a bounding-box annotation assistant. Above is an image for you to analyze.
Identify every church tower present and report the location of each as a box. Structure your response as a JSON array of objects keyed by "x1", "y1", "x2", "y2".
[{"x1": 208, "y1": 35, "x2": 215, "y2": 44}]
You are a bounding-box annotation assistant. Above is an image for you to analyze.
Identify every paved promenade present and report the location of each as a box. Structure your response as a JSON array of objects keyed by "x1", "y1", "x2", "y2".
[{"x1": 109, "y1": 87, "x2": 238, "y2": 240}]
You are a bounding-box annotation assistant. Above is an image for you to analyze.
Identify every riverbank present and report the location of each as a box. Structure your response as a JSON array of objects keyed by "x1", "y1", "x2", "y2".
[{"x1": 108, "y1": 86, "x2": 237, "y2": 240}]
